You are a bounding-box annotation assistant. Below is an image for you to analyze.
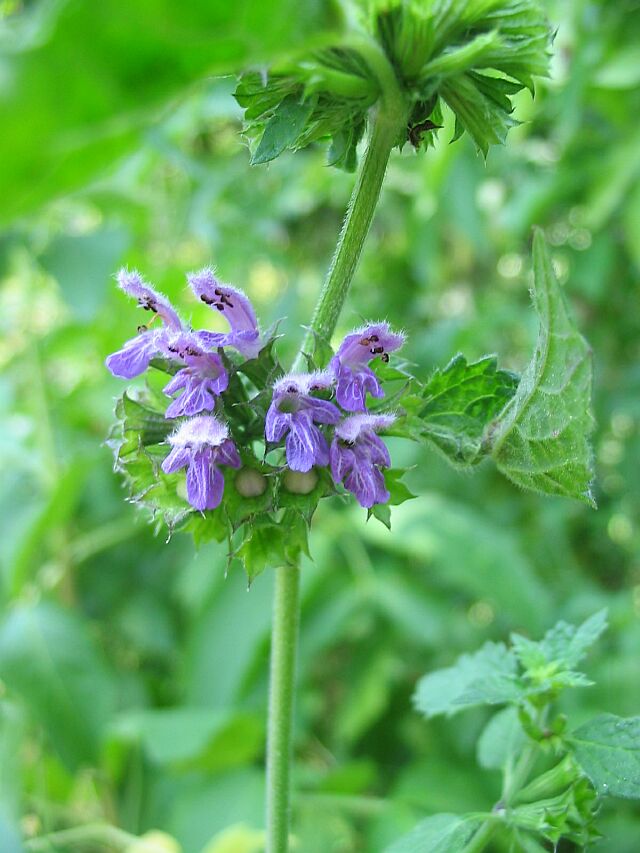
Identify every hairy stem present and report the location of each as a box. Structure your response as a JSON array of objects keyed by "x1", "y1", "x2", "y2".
[
  {"x1": 266, "y1": 564, "x2": 301, "y2": 853},
  {"x1": 267, "y1": 39, "x2": 407, "y2": 852},
  {"x1": 462, "y1": 819, "x2": 499, "y2": 853},
  {"x1": 462, "y1": 711, "x2": 545, "y2": 853},
  {"x1": 293, "y1": 47, "x2": 408, "y2": 369}
]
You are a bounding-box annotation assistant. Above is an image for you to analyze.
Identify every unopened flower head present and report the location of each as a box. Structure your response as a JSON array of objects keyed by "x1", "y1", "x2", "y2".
[
  {"x1": 330, "y1": 413, "x2": 396, "y2": 508},
  {"x1": 161, "y1": 415, "x2": 241, "y2": 511},
  {"x1": 189, "y1": 268, "x2": 261, "y2": 359},
  {"x1": 331, "y1": 322, "x2": 405, "y2": 412},
  {"x1": 266, "y1": 371, "x2": 340, "y2": 473}
]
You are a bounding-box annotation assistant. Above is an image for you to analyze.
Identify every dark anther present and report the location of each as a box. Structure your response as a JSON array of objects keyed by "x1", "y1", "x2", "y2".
[
  {"x1": 185, "y1": 346, "x2": 199, "y2": 356},
  {"x1": 168, "y1": 344, "x2": 179, "y2": 353},
  {"x1": 381, "y1": 353, "x2": 390, "y2": 363},
  {"x1": 200, "y1": 294, "x2": 215, "y2": 305},
  {"x1": 359, "y1": 337, "x2": 371, "y2": 346},
  {"x1": 287, "y1": 385, "x2": 298, "y2": 394},
  {"x1": 137, "y1": 325, "x2": 148, "y2": 333},
  {"x1": 369, "y1": 334, "x2": 379, "y2": 343},
  {"x1": 214, "y1": 288, "x2": 222, "y2": 296},
  {"x1": 139, "y1": 297, "x2": 157, "y2": 313},
  {"x1": 215, "y1": 302, "x2": 225, "y2": 311},
  {"x1": 371, "y1": 346, "x2": 385, "y2": 355}
]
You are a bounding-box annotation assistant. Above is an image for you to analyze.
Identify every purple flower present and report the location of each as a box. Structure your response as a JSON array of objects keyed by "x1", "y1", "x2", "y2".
[
  {"x1": 265, "y1": 371, "x2": 340, "y2": 473},
  {"x1": 161, "y1": 415, "x2": 241, "y2": 511},
  {"x1": 330, "y1": 413, "x2": 396, "y2": 508},
  {"x1": 188, "y1": 268, "x2": 261, "y2": 359},
  {"x1": 330, "y1": 322, "x2": 405, "y2": 412},
  {"x1": 162, "y1": 336, "x2": 228, "y2": 419},
  {"x1": 106, "y1": 269, "x2": 184, "y2": 379}
]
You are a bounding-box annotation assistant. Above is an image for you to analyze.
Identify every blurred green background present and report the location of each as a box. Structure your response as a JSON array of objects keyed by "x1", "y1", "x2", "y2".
[{"x1": 1, "y1": 0, "x2": 639, "y2": 850}]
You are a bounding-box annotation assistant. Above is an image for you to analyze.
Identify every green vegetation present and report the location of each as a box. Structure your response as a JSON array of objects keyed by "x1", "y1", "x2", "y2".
[{"x1": 1, "y1": 0, "x2": 639, "y2": 850}]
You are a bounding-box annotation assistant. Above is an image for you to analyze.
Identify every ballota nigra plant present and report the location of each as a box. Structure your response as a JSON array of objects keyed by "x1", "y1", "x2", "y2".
[{"x1": 96, "y1": 2, "x2": 640, "y2": 852}]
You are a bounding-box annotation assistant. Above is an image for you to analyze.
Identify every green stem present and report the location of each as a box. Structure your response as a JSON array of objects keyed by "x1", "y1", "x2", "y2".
[
  {"x1": 462, "y1": 711, "x2": 545, "y2": 853},
  {"x1": 293, "y1": 46, "x2": 408, "y2": 369},
  {"x1": 462, "y1": 819, "x2": 499, "y2": 853},
  {"x1": 266, "y1": 564, "x2": 301, "y2": 853},
  {"x1": 25, "y1": 824, "x2": 145, "y2": 852},
  {"x1": 267, "y1": 39, "x2": 407, "y2": 851}
]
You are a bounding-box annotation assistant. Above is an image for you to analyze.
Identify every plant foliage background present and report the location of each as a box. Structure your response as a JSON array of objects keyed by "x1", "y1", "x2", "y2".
[{"x1": 1, "y1": 0, "x2": 639, "y2": 850}]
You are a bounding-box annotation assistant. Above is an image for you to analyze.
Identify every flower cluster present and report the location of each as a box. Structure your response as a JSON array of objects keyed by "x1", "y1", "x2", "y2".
[
  {"x1": 107, "y1": 270, "x2": 404, "y2": 513},
  {"x1": 106, "y1": 268, "x2": 259, "y2": 511},
  {"x1": 265, "y1": 323, "x2": 404, "y2": 508}
]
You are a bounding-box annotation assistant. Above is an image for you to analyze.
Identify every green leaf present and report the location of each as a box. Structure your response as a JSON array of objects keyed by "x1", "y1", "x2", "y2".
[
  {"x1": 477, "y1": 706, "x2": 526, "y2": 771},
  {"x1": 110, "y1": 707, "x2": 262, "y2": 772},
  {"x1": 384, "y1": 813, "x2": 481, "y2": 853},
  {"x1": 0, "y1": 0, "x2": 342, "y2": 221},
  {"x1": 490, "y1": 230, "x2": 596, "y2": 504},
  {"x1": 568, "y1": 715, "x2": 640, "y2": 799},
  {"x1": 385, "y1": 468, "x2": 417, "y2": 505},
  {"x1": 414, "y1": 641, "x2": 520, "y2": 718},
  {"x1": 235, "y1": 509, "x2": 310, "y2": 582},
  {"x1": 108, "y1": 389, "x2": 193, "y2": 531},
  {"x1": 512, "y1": 609, "x2": 608, "y2": 675},
  {"x1": 251, "y1": 94, "x2": 316, "y2": 164},
  {"x1": 0, "y1": 601, "x2": 116, "y2": 769},
  {"x1": 441, "y1": 73, "x2": 520, "y2": 157},
  {"x1": 419, "y1": 354, "x2": 518, "y2": 466}
]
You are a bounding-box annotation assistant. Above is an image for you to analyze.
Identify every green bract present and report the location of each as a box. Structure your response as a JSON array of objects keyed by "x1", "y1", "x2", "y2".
[{"x1": 236, "y1": 0, "x2": 551, "y2": 168}]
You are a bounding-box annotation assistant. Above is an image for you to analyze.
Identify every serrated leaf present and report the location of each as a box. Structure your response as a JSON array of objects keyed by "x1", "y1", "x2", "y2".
[
  {"x1": 477, "y1": 706, "x2": 526, "y2": 771},
  {"x1": 385, "y1": 468, "x2": 416, "y2": 505},
  {"x1": 384, "y1": 813, "x2": 481, "y2": 853},
  {"x1": 512, "y1": 609, "x2": 608, "y2": 674},
  {"x1": 441, "y1": 72, "x2": 519, "y2": 157},
  {"x1": 235, "y1": 520, "x2": 287, "y2": 583},
  {"x1": 419, "y1": 354, "x2": 518, "y2": 466},
  {"x1": 414, "y1": 642, "x2": 521, "y2": 718},
  {"x1": 108, "y1": 389, "x2": 193, "y2": 531},
  {"x1": 368, "y1": 502, "x2": 391, "y2": 529},
  {"x1": 490, "y1": 230, "x2": 595, "y2": 504},
  {"x1": 251, "y1": 94, "x2": 316, "y2": 164},
  {"x1": 568, "y1": 715, "x2": 640, "y2": 799}
]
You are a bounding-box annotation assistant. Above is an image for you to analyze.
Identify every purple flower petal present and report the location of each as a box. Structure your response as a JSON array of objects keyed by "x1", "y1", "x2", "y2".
[
  {"x1": 217, "y1": 438, "x2": 242, "y2": 469},
  {"x1": 164, "y1": 376, "x2": 218, "y2": 419},
  {"x1": 161, "y1": 445, "x2": 191, "y2": 474},
  {"x1": 117, "y1": 269, "x2": 182, "y2": 330},
  {"x1": 266, "y1": 371, "x2": 338, "y2": 469},
  {"x1": 186, "y1": 447, "x2": 225, "y2": 511},
  {"x1": 305, "y1": 397, "x2": 341, "y2": 424},
  {"x1": 265, "y1": 403, "x2": 291, "y2": 443},
  {"x1": 189, "y1": 268, "x2": 261, "y2": 358},
  {"x1": 335, "y1": 322, "x2": 405, "y2": 366},
  {"x1": 285, "y1": 415, "x2": 329, "y2": 472},
  {"x1": 163, "y1": 352, "x2": 228, "y2": 419},
  {"x1": 344, "y1": 465, "x2": 389, "y2": 508},
  {"x1": 330, "y1": 413, "x2": 395, "y2": 507},
  {"x1": 168, "y1": 414, "x2": 230, "y2": 448},
  {"x1": 106, "y1": 330, "x2": 163, "y2": 379}
]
